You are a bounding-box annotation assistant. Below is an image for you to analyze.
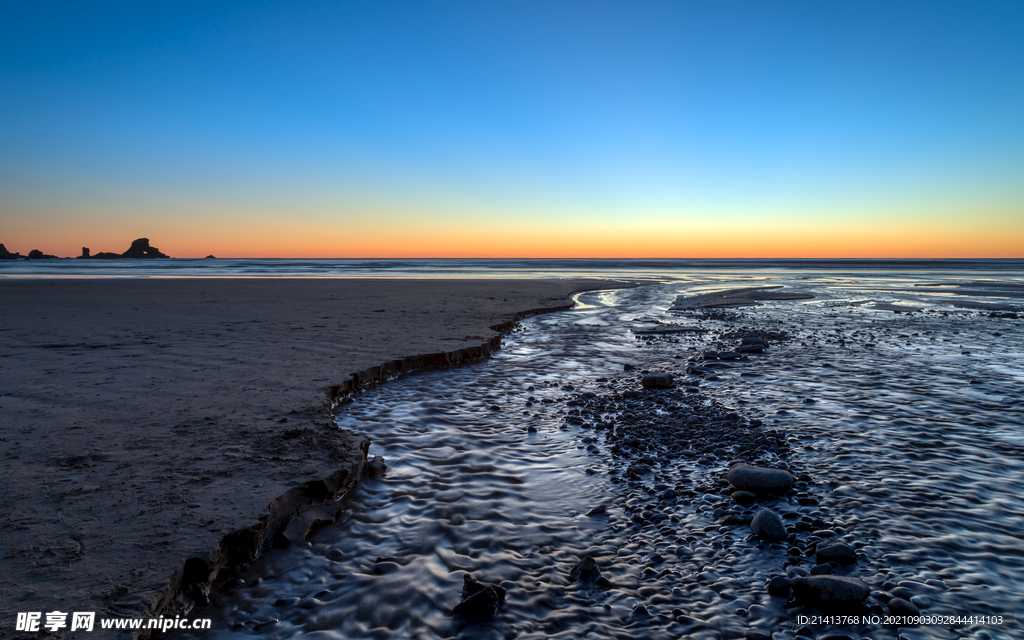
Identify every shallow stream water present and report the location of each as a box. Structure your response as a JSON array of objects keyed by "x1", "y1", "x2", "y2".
[{"x1": 173, "y1": 270, "x2": 1023, "y2": 640}]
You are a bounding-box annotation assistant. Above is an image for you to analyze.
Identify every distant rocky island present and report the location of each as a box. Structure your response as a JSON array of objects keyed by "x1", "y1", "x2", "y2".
[{"x1": 0, "y1": 238, "x2": 171, "y2": 260}]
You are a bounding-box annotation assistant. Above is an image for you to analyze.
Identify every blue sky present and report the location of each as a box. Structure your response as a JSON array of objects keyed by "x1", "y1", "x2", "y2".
[{"x1": 2, "y1": 1, "x2": 1022, "y2": 257}]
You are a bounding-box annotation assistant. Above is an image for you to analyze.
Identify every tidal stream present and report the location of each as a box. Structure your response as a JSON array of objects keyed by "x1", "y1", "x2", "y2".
[{"x1": 174, "y1": 272, "x2": 1023, "y2": 640}]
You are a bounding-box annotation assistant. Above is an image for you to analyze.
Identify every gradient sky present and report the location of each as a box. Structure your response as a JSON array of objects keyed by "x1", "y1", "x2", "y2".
[{"x1": 2, "y1": 1, "x2": 1022, "y2": 258}]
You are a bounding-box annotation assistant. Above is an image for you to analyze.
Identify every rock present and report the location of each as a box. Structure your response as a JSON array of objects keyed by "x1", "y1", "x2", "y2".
[
  {"x1": 810, "y1": 563, "x2": 833, "y2": 575},
  {"x1": 731, "y1": 490, "x2": 757, "y2": 505},
  {"x1": 364, "y1": 455, "x2": 387, "y2": 478},
  {"x1": 121, "y1": 237, "x2": 169, "y2": 259},
  {"x1": 585, "y1": 505, "x2": 607, "y2": 516},
  {"x1": 569, "y1": 555, "x2": 602, "y2": 584},
  {"x1": 727, "y1": 463, "x2": 795, "y2": 494},
  {"x1": 624, "y1": 363, "x2": 636, "y2": 371},
  {"x1": 742, "y1": 335, "x2": 767, "y2": 346},
  {"x1": 746, "y1": 630, "x2": 771, "y2": 640},
  {"x1": 0, "y1": 244, "x2": 23, "y2": 260},
  {"x1": 27, "y1": 249, "x2": 56, "y2": 259},
  {"x1": 205, "y1": 255, "x2": 216, "y2": 259},
  {"x1": 80, "y1": 247, "x2": 90, "y2": 258},
  {"x1": 816, "y1": 542, "x2": 857, "y2": 566},
  {"x1": 887, "y1": 597, "x2": 919, "y2": 616},
  {"x1": 629, "y1": 604, "x2": 650, "y2": 617},
  {"x1": 453, "y1": 575, "x2": 506, "y2": 620},
  {"x1": 641, "y1": 373, "x2": 674, "y2": 389},
  {"x1": 767, "y1": 575, "x2": 791, "y2": 596},
  {"x1": 791, "y1": 575, "x2": 870, "y2": 607},
  {"x1": 750, "y1": 509, "x2": 788, "y2": 541},
  {"x1": 738, "y1": 345, "x2": 764, "y2": 354},
  {"x1": 718, "y1": 351, "x2": 743, "y2": 360}
]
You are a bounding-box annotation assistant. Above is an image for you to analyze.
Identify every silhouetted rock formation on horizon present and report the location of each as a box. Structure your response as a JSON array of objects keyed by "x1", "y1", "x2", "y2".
[
  {"x1": 0, "y1": 244, "x2": 24, "y2": 260},
  {"x1": 122, "y1": 238, "x2": 169, "y2": 259},
  {"x1": 27, "y1": 249, "x2": 58, "y2": 260},
  {"x1": 86, "y1": 238, "x2": 171, "y2": 259}
]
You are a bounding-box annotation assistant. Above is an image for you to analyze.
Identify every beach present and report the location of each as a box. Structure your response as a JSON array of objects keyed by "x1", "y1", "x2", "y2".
[{"x1": 0, "y1": 277, "x2": 619, "y2": 636}]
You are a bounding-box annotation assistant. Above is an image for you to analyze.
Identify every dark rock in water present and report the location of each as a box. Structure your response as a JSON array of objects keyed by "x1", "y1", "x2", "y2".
[
  {"x1": 742, "y1": 335, "x2": 768, "y2": 347},
  {"x1": 816, "y1": 542, "x2": 857, "y2": 566},
  {"x1": 750, "y1": 509, "x2": 788, "y2": 541},
  {"x1": 629, "y1": 604, "x2": 650, "y2": 618},
  {"x1": 461, "y1": 574, "x2": 507, "y2": 603},
  {"x1": 569, "y1": 555, "x2": 602, "y2": 584},
  {"x1": 767, "y1": 575, "x2": 791, "y2": 596},
  {"x1": 364, "y1": 455, "x2": 387, "y2": 478},
  {"x1": 792, "y1": 575, "x2": 870, "y2": 607},
  {"x1": 732, "y1": 490, "x2": 758, "y2": 505},
  {"x1": 887, "y1": 597, "x2": 919, "y2": 616},
  {"x1": 205, "y1": 255, "x2": 216, "y2": 259},
  {"x1": 738, "y1": 344, "x2": 764, "y2": 354},
  {"x1": 727, "y1": 463, "x2": 795, "y2": 494},
  {"x1": 624, "y1": 363, "x2": 636, "y2": 371},
  {"x1": 375, "y1": 556, "x2": 401, "y2": 564},
  {"x1": 745, "y1": 630, "x2": 772, "y2": 640},
  {"x1": 453, "y1": 575, "x2": 506, "y2": 620},
  {"x1": 718, "y1": 351, "x2": 743, "y2": 360},
  {"x1": 810, "y1": 563, "x2": 833, "y2": 575},
  {"x1": 122, "y1": 237, "x2": 169, "y2": 258},
  {"x1": 27, "y1": 249, "x2": 56, "y2": 259},
  {"x1": 80, "y1": 247, "x2": 90, "y2": 258},
  {"x1": 91, "y1": 251, "x2": 124, "y2": 259},
  {"x1": 585, "y1": 505, "x2": 607, "y2": 516},
  {"x1": 641, "y1": 373, "x2": 674, "y2": 389},
  {"x1": 372, "y1": 561, "x2": 399, "y2": 575}
]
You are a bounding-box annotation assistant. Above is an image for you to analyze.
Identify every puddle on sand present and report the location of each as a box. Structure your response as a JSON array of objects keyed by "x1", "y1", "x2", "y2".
[{"x1": 172, "y1": 274, "x2": 1023, "y2": 640}]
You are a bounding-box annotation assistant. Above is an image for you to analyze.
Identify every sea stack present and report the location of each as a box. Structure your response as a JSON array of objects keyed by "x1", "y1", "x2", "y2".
[{"x1": 122, "y1": 238, "x2": 169, "y2": 259}]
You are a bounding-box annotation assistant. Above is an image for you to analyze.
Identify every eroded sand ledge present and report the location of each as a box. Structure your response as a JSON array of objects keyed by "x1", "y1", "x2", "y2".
[{"x1": 0, "y1": 278, "x2": 624, "y2": 638}]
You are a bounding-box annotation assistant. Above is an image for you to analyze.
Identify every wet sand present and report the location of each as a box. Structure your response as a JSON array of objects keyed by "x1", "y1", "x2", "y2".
[{"x1": 0, "y1": 277, "x2": 622, "y2": 635}]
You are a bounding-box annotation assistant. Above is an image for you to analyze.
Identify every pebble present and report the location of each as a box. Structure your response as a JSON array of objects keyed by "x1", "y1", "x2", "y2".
[
  {"x1": 816, "y1": 542, "x2": 857, "y2": 566},
  {"x1": 750, "y1": 509, "x2": 788, "y2": 541},
  {"x1": 569, "y1": 555, "x2": 603, "y2": 584},
  {"x1": 732, "y1": 490, "x2": 758, "y2": 505},
  {"x1": 766, "y1": 575, "x2": 791, "y2": 596},
  {"x1": 887, "y1": 597, "x2": 920, "y2": 616},
  {"x1": 791, "y1": 575, "x2": 870, "y2": 607},
  {"x1": 452, "y1": 575, "x2": 507, "y2": 620},
  {"x1": 727, "y1": 463, "x2": 795, "y2": 494},
  {"x1": 641, "y1": 373, "x2": 674, "y2": 389}
]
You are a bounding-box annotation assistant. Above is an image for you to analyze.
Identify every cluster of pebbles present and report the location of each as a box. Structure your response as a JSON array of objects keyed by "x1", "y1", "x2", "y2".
[{"x1": 533, "y1": 328, "x2": 956, "y2": 640}]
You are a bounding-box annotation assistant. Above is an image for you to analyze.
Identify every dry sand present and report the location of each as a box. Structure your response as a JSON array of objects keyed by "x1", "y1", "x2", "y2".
[{"x1": 0, "y1": 277, "x2": 620, "y2": 636}]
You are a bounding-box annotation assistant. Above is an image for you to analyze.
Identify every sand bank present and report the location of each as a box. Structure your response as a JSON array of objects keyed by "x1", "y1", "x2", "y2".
[{"x1": 0, "y1": 277, "x2": 622, "y2": 636}]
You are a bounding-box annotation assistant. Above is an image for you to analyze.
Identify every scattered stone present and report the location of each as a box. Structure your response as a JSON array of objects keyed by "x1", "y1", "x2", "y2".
[
  {"x1": 810, "y1": 563, "x2": 833, "y2": 575},
  {"x1": 585, "y1": 505, "x2": 607, "y2": 516},
  {"x1": 569, "y1": 555, "x2": 602, "y2": 584},
  {"x1": 731, "y1": 490, "x2": 757, "y2": 505},
  {"x1": 750, "y1": 509, "x2": 788, "y2": 541},
  {"x1": 727, "y1": 463, "x2": 795, "y2": 494},
  {"x1": 767, "y1": 575, "x2": 791, "y2": 596},
  {"x1": 641, "y1": 373, "x2": 674, "y2": 389},
  {"x1": 816, "y1": 542, "x2": 857, "y2": 566},
  {"x1": 453, "y1": 575, "x2": 506, "y2": 620},
  {"x1": 887, "y1": 597, "x2": 919, "y2": 616},
  {"x1": 791, "y1": 575, "x2": 870, "y2": 607}
]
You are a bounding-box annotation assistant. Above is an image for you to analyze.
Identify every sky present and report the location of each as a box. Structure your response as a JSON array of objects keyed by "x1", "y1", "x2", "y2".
[{"x1": 1, "y1": 0, "x2": 1022, "y2": 258}]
